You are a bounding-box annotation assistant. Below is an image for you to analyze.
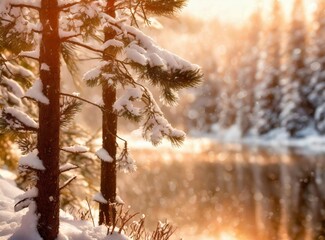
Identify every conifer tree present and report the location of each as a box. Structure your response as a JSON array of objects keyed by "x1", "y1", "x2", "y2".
[
  {"x1": 309, "y1": 0, "x2": 325, "y2": 134},
  {"x1": 236, "y1": 11, "x2": 261, "y2": 135},
  {"x1": 0, "y1": 1, "x2": 105, "y2": 239},
  {"x1": 280, "y1": 0, "x2": 310, "y2": 137},
  {"x1": 82, "y1": 0, "x2": 202, "y2": 225},
  {"x1": 255, "y1": 0, "x2": 283, "y2": 135}
]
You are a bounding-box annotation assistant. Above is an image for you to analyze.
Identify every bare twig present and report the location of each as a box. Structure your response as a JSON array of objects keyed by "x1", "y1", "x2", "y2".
[
  {"x1": 86, "y1": 198, "x2": 95, "y2": 227},
  {"x1": 59, "y1": 176, "x2": 77, "y2": 191}
]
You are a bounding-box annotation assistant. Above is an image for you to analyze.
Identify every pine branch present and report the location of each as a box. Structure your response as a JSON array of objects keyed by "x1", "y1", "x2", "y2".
[
  {"x1": 143, "y1": 0, "x2": 187, "y2": 16},
  {"x1": 60, "y1": 93, "x2": 104, "y2": 110},
  {"x1": 60, "y1": 96, "x2": 83, "y2": 127},
  {"x1": 17, "y1": 133, "x2": 37, "y2": 155},
  {"x1": 61, "y1": 43, "x2": 80, "y2": 89},
  {"x1": 65, "y1": 39, "x2": 103, "y2": 54}
]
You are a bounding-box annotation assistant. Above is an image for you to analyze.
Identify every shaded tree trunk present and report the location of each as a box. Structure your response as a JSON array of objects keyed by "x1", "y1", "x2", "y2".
[
  {"x1": 35, "y1": 0, "x2": 61, "y2": 239},
  {"x1": 99, "y1": 0, "x2": 117, "y2": 226}
]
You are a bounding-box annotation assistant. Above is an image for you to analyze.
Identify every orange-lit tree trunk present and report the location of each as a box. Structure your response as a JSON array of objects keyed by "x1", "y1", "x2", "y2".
[
  {"x1": 99, "y1": 0, "x2": 117, "y2": 225},
  {"x1": 35, "y1": 0, "x2": 61, "y2": 238}
]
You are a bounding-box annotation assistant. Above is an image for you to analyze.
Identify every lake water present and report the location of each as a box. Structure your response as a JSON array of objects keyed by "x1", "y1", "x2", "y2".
[{"x1": 118, "y1": 141, "x2": 325, "y2": 240}]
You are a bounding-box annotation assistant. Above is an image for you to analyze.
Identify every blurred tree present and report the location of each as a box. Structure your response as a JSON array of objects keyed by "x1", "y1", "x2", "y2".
[
  {"x1": 186, "y1": 58, "x2": 219, "y2": 133},
  {"x1": 280, "y1": 0, "x2": 311, "y2": 137},
  {"x1": 254, "y1": 0, "x2": 283, "y2": 135},
  {"x1": 236, "y1": 10, "x2": 262, "y2": 136},
  {"x1": 309, "y1": 0, "x2": 325, "y2": 134},
  {"x1": 0, "y1": 18, "x2": 36, "y2": 170}
]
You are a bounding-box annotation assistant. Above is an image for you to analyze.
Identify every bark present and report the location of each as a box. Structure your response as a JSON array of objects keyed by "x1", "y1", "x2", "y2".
[
  {"x1": 99, "y1": 0, "x2": 117, "y2": 226},
  {"x1": 35, "y1": 0, "x2": 61, "y2": 239}
]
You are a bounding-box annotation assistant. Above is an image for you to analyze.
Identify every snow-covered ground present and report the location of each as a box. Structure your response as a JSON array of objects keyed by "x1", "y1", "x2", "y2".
[{"x1": 0, "y1": 169, "x2": 129, "y2": 240}]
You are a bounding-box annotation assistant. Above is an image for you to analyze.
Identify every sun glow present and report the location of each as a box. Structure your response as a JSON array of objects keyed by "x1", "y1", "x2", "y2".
[
  {"x1": 185, "y1": 0, "x2": 315, "y2": 22},
  {"x1": 219, "y1": 232, "x2": 237, "y2": 240}
]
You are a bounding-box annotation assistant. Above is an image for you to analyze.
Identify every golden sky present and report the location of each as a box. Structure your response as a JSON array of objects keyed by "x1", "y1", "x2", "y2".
[{"x1": 184, "y1": 0, "x2": 316, "y2": 22}]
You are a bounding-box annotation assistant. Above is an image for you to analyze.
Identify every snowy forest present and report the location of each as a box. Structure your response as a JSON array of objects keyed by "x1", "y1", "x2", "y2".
[{"x1": 1, "y1": 0, "x2": 325, "y2": 240}]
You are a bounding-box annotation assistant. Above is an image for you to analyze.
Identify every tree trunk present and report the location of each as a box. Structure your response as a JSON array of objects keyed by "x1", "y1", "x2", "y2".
[
  {"x1": 35, "y1": 0, "x2": 61, "y2": 239},
  {"x1": 99, "y1": 0, "x2": 117, "y2": 226}
]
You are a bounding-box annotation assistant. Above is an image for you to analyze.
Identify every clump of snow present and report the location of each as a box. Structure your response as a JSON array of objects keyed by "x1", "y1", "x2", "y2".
[
  {"x1": 19, "y1": 48, "x2": 40, "y2": 60},
  {"x1": 25, "y1": 79, "x2": 50, "y2": 105},
  {"x1": 101, "y1": 39, "x2": 124, "y2": 51},
  {"x1": 117, "y1": 153, "x2": 136, "y2": 173},
  {"x1": 121, "y1": 24, "x2": 199, "y2": 71},
  {"x1": 3, "y1": 107, "x2": 38, "y2": 129},
  {"x1": 1, "y1": 76, "x2": 24, "y2": 98},
  {"x1": 19, "y1": 149, "x2": 45, "y2": 171},
  {"x1": 62, "y1": 145, "x2": 89, "y2": 153},
  {"x1": 59, "y1": 163, "x2": 78, "y2": 173},
  {"x1": 5, "y1": 62, "x2": 35, "y2": 79},
  {"x1": 125, "y1": 47, "x2": 147, "y2": 66},
  {"x1": 96, "y1": 148, "x2": 113, "y2": 162},
  {"x1": 40, "y1": 63, "x2": 50, "y2": 71},
  {"x1": 83, "y1": 61, "x2": 109, "y2": 83},
  {"x1": 113, "y1": 86, "x2": 143, "y2": 117},
  {"x1": 93, "y1": 192, "x2": 108, "y2": 204},
  {"x1": 115, "y1": 196, "x2": 125, "y2": 205},
  {"x1": 14, "y1": 187, "x2": 38, "y2": 212}
]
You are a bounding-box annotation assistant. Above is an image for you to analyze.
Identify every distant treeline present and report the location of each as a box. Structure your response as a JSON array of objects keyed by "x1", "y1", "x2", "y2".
[{"x1": 188, "y1": 0, "x2": 325, "y2": 138}]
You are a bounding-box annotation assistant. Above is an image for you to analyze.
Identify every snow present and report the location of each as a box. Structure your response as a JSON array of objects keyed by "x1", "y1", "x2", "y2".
[
  {"x1": 93, "y1": 192, "x2": 107, "y2": 204},
  {"x1": 60, "y1": 163, "x2": 78, "y2": 173},
  {"x1": 115, "y1": 196, "x2": 125, "y2": 205},
  {"x1": 83, "y1": 61, "x2": 109, "y2": 83},
  {"x1": 96, "y1": 148, "x2": 113, "y2": 162},
  {"x1": 101, "y1": 39, "x2": 124, "y2": 51},
  {"x1": 14, "y1": 187, "x2": 38, "y2": 212},
  {"x1": 113, "y1": 86, "x2": 143, "y2": 117},
  {"x1": 19, "y1": 48, "x2": 40, "y2": 60},
  {"x1": 0, "y1": 169, "x2": 131, "y2": 240},
  {"x1": 5, "y1": 62, "x2": 35, "y2": 79},
  {"x1": 120, "y1": 24, "x2": 199, "y2": 71},
  {"x1": 1, "y1": 76, "x2": 25, "y2": 98},
  {"x1": 19, "y1": 149, "x2": 45, "y2": 171},
  {"x1": 10, "y1": 0, "x2": 41, "y2": 8},
  {"x1": 117, "y1": 154, "x2": 137, "y2": 173},
  {"x1": 104, "y1": 232, "x2": 130, "y2": 240},
  {"x1": 4, "y1": 107, "x2": 38, "y2": 129},
  {"x1": 40, "y1": 63, "x2": 50, "y2": 71},
  {"x1": 25, "y1": 79, "x2": 50, "y2": 105},
  {"x1": 62, "y1": 145, "x2": 89, "y2": 153},
  {"x1": 125, "y1": 47, "x2": 147, "y2": 66}
]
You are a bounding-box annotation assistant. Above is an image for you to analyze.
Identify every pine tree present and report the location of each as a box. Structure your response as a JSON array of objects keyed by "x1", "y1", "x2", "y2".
[
  {"x1": 280, "y1": 0, "x2": 310, "y2": 137},
  {"x1": 236, "y1": 10, "x2": 261, "y2": 135},
  {"x1": 0, "y1": 1, "x2": 104, "y2": 239},
  {"x1": 99, "y1": 0, "x2": 118, "y2": 225},
  {"x1": 82, "y1": 0, "x2": 202, "y2": 225},
  {"x1": 309, "y1": 0, "x2": 325, "y2": 134},
  {"x1": 255, "y1": 0, "x2": 283, "y2": 135}
]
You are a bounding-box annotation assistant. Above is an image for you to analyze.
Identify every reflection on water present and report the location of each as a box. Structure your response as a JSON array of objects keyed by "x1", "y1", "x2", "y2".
[{"x1": 118, "y1": 143, "x2": 325, "y2": 240}]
